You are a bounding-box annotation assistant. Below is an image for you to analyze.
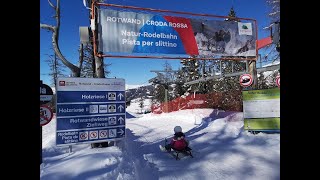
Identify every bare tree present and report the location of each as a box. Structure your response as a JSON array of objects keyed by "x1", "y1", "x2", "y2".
[
  {"x1": 138, "y1": 97, "x2": 144, "y2": 114},
  {"x1": 267, "y1": 0, "x2": 280, "y2": 24},
  {"x1": 263, "y1": 0, "x2": 280, "y2": 61},
  {"x1": 40, "y1": 0, "x2": 81, "y2": 77},
  {"x1": 40, "y1": 0, "x2": 109, "y2": 77},
  {"x1": 41, "y1": 0, "x2": 110, "y2": 148}
]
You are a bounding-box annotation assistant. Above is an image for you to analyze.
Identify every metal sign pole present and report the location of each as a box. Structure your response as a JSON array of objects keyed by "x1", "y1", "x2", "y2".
[
  {"x1": 40, "y1": 80, "x2": 43, "y2": 165},
  {"x1": 40, "y1": 80, "x2": 54, "y2": 165}
]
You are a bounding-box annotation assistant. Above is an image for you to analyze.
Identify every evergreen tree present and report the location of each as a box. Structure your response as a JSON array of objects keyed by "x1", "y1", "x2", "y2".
[
  {"x1": 179, "y1": 56, "x2": 201, "y2": 94},
  {"x1": 225, "y1": 6, "x2": 240, "y2": 22},
  {"x1": 138, "y1": 97, "x2": 144, "y2": 113},
  {"x1": 80, "y1": 44, "x2": 111, "y2": 78},
  {"x1": 150, "y1": 61, "x2": 179, "y2": 103},
  {"x1": 170, "y1": 83, "x2": 184, "y2": 99},
  {"x1": 45, "y1": 52, "x2": 67, "y2": 87},
  {"x1": 153, "y1": 84, "x2": 166, "y2": 103},
  {"x1": 257, "y1": 72, "x2": 269, "y2": 89},
  {"x1": 80, "y1": 44, "x2": 94, "y2": 78}
]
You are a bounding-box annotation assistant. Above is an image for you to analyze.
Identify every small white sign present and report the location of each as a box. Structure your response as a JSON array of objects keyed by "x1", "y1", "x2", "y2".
[
  {"x1": 89, "y1": 105, "x2": 99, "y2": 113},
  {"x1": 108, "y1": 92, "x2": 116, "y2": 100},
  {"x1": 109, "y1": 129, "x2": 117, "y2": 138},
  {"x1": 99, "y1": 105, "x2": 108, "y2": 113},
  {"x1": 40, "y1": 95, "x2": 53, "y2": 101},
  {"x1": 108, "y1": 117, "x2": 117, "y2": 125},
  {"x1": 238, "y1": 22, "x2": 253, "y2": 35},
  {"x1": 56, "y1": 77, "x2": 125, "y2": 91},
  {"x1": 89, "y1": 131, "x2": 98, "y2": 140},
  {"x1": 189, "y1": 100, "x2": 204, "y2": 105},
  {"x1": 99, "y1": 130, "x2": 108, "y2": 138},
  {"x1": 239, "y1": 74, "x2": 253, "y2": 87},
  {"x1": 79, "y1": 132, "x2": 88, "y2": 141},
  {"x1": 108, "y1": 104, "x2": 116, "y2": 113}
]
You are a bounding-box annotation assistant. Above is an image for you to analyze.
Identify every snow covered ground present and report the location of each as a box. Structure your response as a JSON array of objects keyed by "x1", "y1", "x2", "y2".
[{"x1": 40, "y1": 98, "x2": 280, "y2": 180}]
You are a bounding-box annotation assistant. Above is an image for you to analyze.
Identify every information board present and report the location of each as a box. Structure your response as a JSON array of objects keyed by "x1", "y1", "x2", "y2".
[{"x1": 56, "y1": 77, "x2": 126, "y2": 146}]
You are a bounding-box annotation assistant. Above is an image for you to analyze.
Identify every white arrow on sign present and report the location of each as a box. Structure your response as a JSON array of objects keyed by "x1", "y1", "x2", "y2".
[
  {"x1": 118, "y1": 105, "x2": 124, "y2": 112},
  {"x1": 118, "y1": 117, "x2": 125, "y2": 124},
  {"x1": 117, "y1": 129, "x2": 124, "y2": 136},
  {"x1": 117, "y1": 93, "x2": 124, "y2": 100}
]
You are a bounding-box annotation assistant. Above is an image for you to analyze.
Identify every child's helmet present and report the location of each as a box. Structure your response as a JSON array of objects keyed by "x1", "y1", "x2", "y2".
[{"x1": 174, "y1": 126, "x2": 182, "y2": 133}]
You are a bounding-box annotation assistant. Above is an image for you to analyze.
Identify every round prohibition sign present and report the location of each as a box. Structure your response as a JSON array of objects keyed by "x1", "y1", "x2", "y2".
[
  {"x1": 239, "y1": 74, "x2": 253, "y2": 87},
  {"x1": 276, "y1": 76, "x2": 280, "y2": 88},
  {"x1": 40, "y1": 105, "x2": 53, "y2": 126},
  {"x1": 40, "y1": 115, "x2": 50, "y2": 126},
  {"x1": 80, "y1": 132, "x2": 88, "y2": 140},
  {"x1": 90, "y1": 132, "x2": 97, "y2": 138}
]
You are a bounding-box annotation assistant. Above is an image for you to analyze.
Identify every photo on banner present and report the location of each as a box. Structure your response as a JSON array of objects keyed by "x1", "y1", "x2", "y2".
[{"x1": 98, "y1": 9, "x2": 257, "y2": 57}]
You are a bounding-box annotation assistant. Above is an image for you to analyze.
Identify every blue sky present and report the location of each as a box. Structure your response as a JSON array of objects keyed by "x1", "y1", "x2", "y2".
[{"x1": 40, "y1": 0, "x2": 272, "y2": 86}]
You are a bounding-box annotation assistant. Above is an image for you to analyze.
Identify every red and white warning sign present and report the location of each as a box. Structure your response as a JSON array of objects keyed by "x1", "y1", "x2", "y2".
[
  {"x1": 40, "y1": 115, "x2": 50, "y2": 126},
  {"x1": 99, "y1": 130, "x2": 108, "y2": 138},
  {"x1": 239, "y1": 74, "x2": 253, "y2": 87},
  {"x1": 89, "y1": 131, "x2": 98, "y2": 140},
  {"x1": 276, "y1": 75, "x2": 280, "y2": 88},
  {"x1": 79, "y1": 131, "x2": 88, "y2": 141},
  {"x1": 40, "y1": 105, "x2": 53, "y2": 126}
]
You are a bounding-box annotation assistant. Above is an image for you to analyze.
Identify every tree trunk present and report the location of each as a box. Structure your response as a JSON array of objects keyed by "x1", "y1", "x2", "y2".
[
  {"x1": 78, "y1": 43, "x2": 84, "y2": 76},
  {"x1": 40, "y1": 0, "x2": 81, "y2": 77},
  {"x1": 95, "y1": 56, "x2": 105, "y2": 78},
  {"x1": 248, "y1": 60, "x2": 258, "y2": 89}
]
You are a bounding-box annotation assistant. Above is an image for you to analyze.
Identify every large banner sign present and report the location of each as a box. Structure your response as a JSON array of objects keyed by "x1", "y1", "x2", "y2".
[
  {"x1": 56, "y1": 78, "x2": 126, "y2": 146},
  {"x1": 242, "y1": 88, "x2": 280, "y2": 131},
  {"x1": 98, "y1": 9, "x2": 256, "y2": 57}
]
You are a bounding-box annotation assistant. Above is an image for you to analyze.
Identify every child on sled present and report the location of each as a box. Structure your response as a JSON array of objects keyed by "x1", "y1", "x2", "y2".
[{"x1": 163, "y1": 126, "x2": 191, "y2": 152}]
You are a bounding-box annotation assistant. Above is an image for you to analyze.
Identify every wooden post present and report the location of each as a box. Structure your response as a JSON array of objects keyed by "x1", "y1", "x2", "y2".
[
  {"x1": 164, "y1": 88, "x2": 168, "y2": 113},
  {"x1": 248, "y1": 60, "x2": 258, "y2": 89}
]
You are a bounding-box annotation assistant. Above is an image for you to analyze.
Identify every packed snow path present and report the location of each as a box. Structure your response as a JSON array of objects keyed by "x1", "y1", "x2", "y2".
[
  {"x1": 125, "y1": 109, "x2": 280, "y2": 180},
  {"x1": 40, "y1": 109, "x2": 280, "y2": 180}
]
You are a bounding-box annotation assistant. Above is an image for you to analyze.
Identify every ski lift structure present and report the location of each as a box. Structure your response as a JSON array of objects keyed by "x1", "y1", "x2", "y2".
[{"x1": 184, "y1": 58, "x2": 280, "y2": 86}]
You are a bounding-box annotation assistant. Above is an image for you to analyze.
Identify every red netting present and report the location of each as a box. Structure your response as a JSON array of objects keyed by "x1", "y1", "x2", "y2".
[{"x1": 151, "y1": 91, "x2": 243, "y2": 114}]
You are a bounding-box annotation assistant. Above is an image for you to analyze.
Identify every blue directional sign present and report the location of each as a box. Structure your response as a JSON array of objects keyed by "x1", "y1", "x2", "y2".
[{"x1": 56, "y1": 77, "x2": 126, "y2": 146}]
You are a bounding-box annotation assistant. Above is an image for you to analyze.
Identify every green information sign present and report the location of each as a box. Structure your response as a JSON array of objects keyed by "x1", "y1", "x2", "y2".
[{"x1": 242, "y1": 88, "x2": 280, "y2": 131}]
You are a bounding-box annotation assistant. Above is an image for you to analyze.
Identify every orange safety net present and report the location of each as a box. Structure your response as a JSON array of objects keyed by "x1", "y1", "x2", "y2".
[{"x1": 151, "y1": 91, "x2": 242, "y2": 114}]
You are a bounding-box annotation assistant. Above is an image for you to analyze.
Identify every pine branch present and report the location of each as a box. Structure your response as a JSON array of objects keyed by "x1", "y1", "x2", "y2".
[{"x1": 269, "y1": 11, "x2": 280, "y2": 16}]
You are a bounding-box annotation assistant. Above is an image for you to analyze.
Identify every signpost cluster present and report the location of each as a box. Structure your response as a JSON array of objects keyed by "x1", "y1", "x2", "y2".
[{"x1": 55, "y1": 77, "x2": 126, "y2": 146}]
